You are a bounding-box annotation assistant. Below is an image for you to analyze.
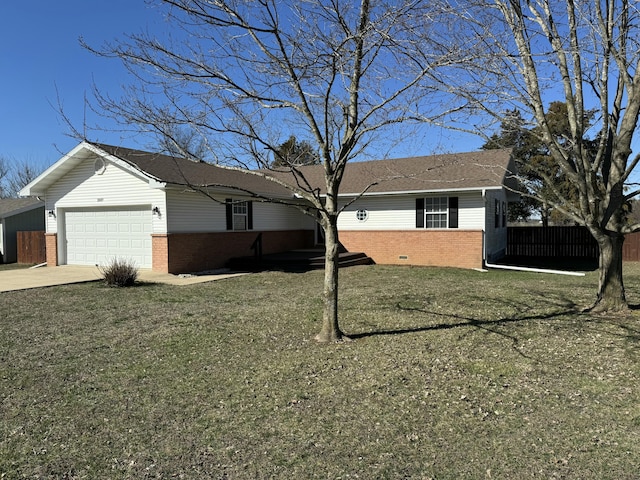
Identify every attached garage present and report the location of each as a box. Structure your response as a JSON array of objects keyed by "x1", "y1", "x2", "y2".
[{"x1": 63, "y1": 206, "x2": 153, "y2": 268}]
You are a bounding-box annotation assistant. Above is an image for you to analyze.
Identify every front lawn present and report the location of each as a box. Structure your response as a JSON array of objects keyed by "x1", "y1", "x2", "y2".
[
  {"x1": 1, "y1": 264, "x2": 639, "y2": 478},
  {"x1": 0, "y1": 263, "x2": 32, "y2": 272}
]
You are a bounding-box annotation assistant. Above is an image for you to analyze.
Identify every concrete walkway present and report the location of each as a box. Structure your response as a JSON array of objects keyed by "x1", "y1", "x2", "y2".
[{"x1": 0, "y1": 265, "x2": 249, "y2": 292}]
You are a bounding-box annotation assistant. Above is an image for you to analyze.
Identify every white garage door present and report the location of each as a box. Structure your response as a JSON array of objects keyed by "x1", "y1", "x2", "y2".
[{"x1": 65, "y1": 207, "x2": 153, "y2": 268}]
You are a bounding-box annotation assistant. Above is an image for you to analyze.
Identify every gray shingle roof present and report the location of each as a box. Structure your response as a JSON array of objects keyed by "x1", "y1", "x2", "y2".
[
  {"x1": 93, "y1": 143, "x2": 293, "y2": 197},
  {"x1": 269, "y1": 149, "x2": 515, "y2": 195},
  {"x1": 0, "y1": 198, "x2": 43, "y2": 218},
  {"x1": 93, "y1": 143, "x2": 513, "y2": 197}
]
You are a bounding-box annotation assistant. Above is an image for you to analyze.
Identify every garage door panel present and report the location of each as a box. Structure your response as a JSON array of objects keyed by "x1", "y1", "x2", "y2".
[{"x1": 65, "y1": 207, "x2": 152, "y2": 268}]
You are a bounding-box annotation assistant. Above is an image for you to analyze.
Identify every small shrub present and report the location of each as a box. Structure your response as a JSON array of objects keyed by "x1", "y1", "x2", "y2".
[{"x1": 99, "y1": 257, "x2": 139, "y2": 287}]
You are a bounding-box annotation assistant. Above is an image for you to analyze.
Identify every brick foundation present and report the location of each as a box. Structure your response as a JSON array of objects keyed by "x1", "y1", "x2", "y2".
[
  {"x1": 339, "y1": 230, "x2": 484, "y2": 270},
  {"x1": 45, "y1": 233, "x2": 58, "y2": 267},
  {"x1": 155, "y1": 229, "x2": 315, "y2": 274}
]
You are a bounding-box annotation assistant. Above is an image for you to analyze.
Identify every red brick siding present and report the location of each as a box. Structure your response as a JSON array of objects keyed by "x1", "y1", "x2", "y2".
[
  {"x1": 158, "y1": 229, "x2": 314, "y2": 274},
  {"x1": 151, "y1": 235, "x2": 169, "y2": 273},
  {"x1": 339, "y1": 230, "x2": 484, "y2": 269},
  {"x1": 45, "y1": 233, "x2": 58, "y2": 267}
]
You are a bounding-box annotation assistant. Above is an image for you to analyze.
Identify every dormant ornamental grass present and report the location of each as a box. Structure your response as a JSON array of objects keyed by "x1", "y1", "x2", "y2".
[{"x1": 1, "y1": 264, "x2": 639, "y2": 478}]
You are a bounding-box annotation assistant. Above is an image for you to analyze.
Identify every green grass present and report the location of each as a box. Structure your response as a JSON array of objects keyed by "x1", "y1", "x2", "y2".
[
  {"x1": 1, "y1": 264, "x2": 639, "y2": 478},
  {"x1": 0, "y1": 263, "x2": 33, "y2": 271}
]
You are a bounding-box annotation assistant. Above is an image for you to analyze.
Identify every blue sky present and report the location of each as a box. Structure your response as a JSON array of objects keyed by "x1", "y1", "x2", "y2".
[
  {"x1": 0, "y1": 1, "x2": 484, "y2": 172},
  {"x1": 0, "y1": 1, "x2": 168, "y2": 169}
]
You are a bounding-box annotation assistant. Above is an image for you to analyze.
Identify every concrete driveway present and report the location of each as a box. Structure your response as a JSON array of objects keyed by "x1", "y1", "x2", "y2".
[{"x1": 0, "y1": 265, "x2": 248, "y2": 292}]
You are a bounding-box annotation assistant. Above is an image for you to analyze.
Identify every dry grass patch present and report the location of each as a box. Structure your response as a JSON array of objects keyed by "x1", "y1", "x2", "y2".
[
  {"x1": 1, "y1": 264, "x2": 639, "y2": 478},
  {"x1": 0, "y1": 263, "x2": 32, "y2": 272}
]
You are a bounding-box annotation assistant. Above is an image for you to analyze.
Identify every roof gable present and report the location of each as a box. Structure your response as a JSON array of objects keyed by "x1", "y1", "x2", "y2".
[
  {"x1": 20, "y1": 141, "x2": 293, "y2": 199},
  {"x1": 20, "y1": 142, "x2": 154, "y2": 197}
]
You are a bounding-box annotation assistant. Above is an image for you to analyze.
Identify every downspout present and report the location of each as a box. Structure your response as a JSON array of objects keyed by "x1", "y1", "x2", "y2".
[
  {"x1": 481, "y1": 189, "x2": 584, "y2": 276},
  {"x1": 482, "y1": 189, "x2": 487, "y2": 267},
  {"x1": 484, "y1": 261, "x2": 585, "y2": 276}
]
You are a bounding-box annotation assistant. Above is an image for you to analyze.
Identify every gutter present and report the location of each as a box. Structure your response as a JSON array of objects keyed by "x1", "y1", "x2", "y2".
[{"x1": 484, "y1": 262, "x2": 585, "y2": 277}]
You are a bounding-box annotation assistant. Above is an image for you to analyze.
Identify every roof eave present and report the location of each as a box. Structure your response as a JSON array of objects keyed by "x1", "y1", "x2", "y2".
[
  {"x1": 334, "y1": 185, "x2": 505, "y2": 197},
  {"x1": 20, "y1": 141, "x2": 163, "y2": 197},
  {"x1": 162, "y1": 182, "x2": 295, "y2": 200},
  {"x1": 19, "y1": 141, "x2": 92, "y2": 197},
  {"x1": 0, "y1": 202, "x2": 44, "y2": 218}
]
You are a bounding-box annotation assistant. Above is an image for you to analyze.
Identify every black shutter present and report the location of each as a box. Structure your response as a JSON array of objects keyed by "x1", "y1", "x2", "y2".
[
  {"x1": 225, "y1": 198, "x2": 233, "y2": 230},
  {"x1": 247, "y1": 201, "x2": 253, "y2": 230},
  {"x1": 416, "y1": 198, "x2": 424, "y2": 228},
  {"x1": 448, "y1": 197, "x2": 458, "y2": 228},
  {"x1": 502, "y1": 201, "x2": 507, "y2": 227}
]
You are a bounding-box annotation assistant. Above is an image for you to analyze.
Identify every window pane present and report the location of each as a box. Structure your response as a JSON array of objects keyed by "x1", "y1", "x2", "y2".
[
  {"x1": 426, "y1": 213, "x2": 446, "y2": 228},
  {"x1": 233, "y1": 215, "x2": 247, "y2": 230},
  {"x1": 425, "y1": 197, "x2": 447, "y2": 213},
  {"x1": 233, "y1": 202, "x2": 247, "y2": 215}
]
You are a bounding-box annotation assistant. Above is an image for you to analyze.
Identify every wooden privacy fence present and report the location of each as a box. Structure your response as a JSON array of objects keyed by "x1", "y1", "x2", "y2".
[
  {"x1": 623, "y1": 231, "x2": 640, "y2": 262},
  {"x1": 507, "y1": 226, "x2": 640, "y2": 261},
  {"x1": 507, "y1": 226, "x2": 598, "y2": 258},
  {"x1": 17, "y1": 231, "x2": 46, "y2": 264}
]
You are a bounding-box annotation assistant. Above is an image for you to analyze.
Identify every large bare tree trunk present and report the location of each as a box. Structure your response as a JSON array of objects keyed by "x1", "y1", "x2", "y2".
[
  {"x1": 590, "y1": 231, "x2": 627, "y2": 312},
  {"x1": 314, "y1": 215, "x2": 348, "y2": 343}
]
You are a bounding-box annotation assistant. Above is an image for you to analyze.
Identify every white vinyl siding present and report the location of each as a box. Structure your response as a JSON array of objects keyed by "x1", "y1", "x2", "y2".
[
  {"x1": 338, "y1": 192, "x2": 485, "y2": 230},
  {"x1": 166, "y1": 190, "x2": 227, "y2": 233},
  {"x1": 166, "y1": 191, "x2": 313, "y2": 233},
  {"x1": 46, "y1": 157, "x2": 165, "y2": 234},
  {"x1": 253, "y1": 202, "x2": 314, "y2": 231}
]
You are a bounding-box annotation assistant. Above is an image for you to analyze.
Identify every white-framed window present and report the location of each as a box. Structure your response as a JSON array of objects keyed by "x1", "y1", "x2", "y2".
[
  {"x1": 425, "y1": 197, "x2": 448, "y2": 228},
  {"x1": 225, "y1": 198, "x2": 253, "y2": 231},
  {"x1": 416, "y1": 197, "x2": 458, "y2": 229},
  {"x1": 233, "y1": 201, "x2": 248, "y2": 231}
]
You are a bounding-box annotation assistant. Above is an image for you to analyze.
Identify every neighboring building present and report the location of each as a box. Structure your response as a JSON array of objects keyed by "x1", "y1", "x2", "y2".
[
  {"x1": 20, "y1": 141, "x2": 515, "y2": 273},
  {"x1": 0, "y1": 198, "x2": 45, "y2": 264}
]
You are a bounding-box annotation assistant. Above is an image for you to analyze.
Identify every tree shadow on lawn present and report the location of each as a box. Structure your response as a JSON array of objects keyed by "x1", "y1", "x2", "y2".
[
  {"x1": 352, "y1": 307, "x2": 573, "y2": 337},
  {"x1": 351, "y1": 294, "x2": 640, "y2": 355},
  {"x1": 349, "y1": 294, "x2": 581, "y2": 359},
  {"x1": 576, "y1": 311, "x2": 640, "y2": 348}
]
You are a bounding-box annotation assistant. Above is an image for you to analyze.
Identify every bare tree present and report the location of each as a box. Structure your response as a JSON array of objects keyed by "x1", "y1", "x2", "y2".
[
  {"x1": 85, "y1": 0, "x2": 464, "y2": 341},
  {"x1": 0, "y1": 156, "x2": 44, "y2": 198},
  {"x1": 8, "y1": 160, "x2": 42, "y2": 198},
  {"x1": 0, "y1": 156, "x2": 10, "y2": 198},
  {"x1": 438, "y1": 0, "x2": 640, "y2": 312}
]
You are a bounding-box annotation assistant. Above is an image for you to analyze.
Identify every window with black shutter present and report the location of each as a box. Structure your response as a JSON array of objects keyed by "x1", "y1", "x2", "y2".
[
  {"x1": 416, "y1": 196, "x2": 458, "y2": 229},
  {"x1": 226, "y1": 199, "x2": 253, "y2": 231}
]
